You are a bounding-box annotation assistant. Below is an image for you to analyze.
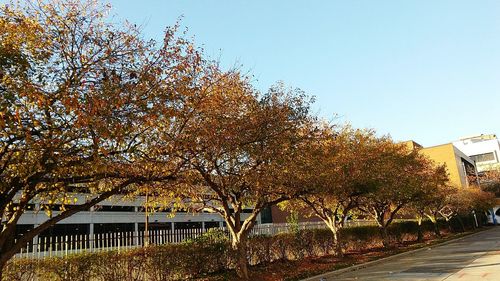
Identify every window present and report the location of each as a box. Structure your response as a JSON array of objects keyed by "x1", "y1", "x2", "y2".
[
  {"x1": 471, "y1": 152, "x2": 496, "y2": 163},
  {"x1": 40, "y1": 224, "x2": 90, "y2": 236},
  {"x1": 15, "y1": 224, "x2": 34, "y2": 252},
  {"x1": 15, "y1": 224, "x2": 34, "y2": 238},
  {"x1": 138, "y1": 222, "x2": 172, "y2": 231},
  {"x1": 94, "y1": 223, "x2": 134, "y2": 234},
  {"x1": 38, "y1": 224, "x2": 90, "y2": 251},
  {"x1": 174, "y1": 222, "x2": 202, "y2": 229},
  {"x1": 260, "y1": 206, "x2": 273, "y2": 224},
  {"x1": 137, "y1": 206, "x2": 171, "y2": 213},
  {"x1": 95, "y1": 205, "x2": 135, "y2": 212},
  {"x1": 204, "y1": 221, "x2": 221, "y2": 229}
]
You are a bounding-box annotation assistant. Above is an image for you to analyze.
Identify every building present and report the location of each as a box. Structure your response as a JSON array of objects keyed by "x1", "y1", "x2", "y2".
[
  {"x1": 453, "y1": 134, "x2": 500, "y2": 173},
  {"x1": 404, "y1": 134, "x2": 500, "y2": 224},
  {"x1": 402, "y1": 140, "x2": 477, "y2": 188},
  {"x1": 420, "y1": 143, "x2": 477, "y2": 188},
  {"x1": 16, "y1": 193, "x2": 259, "y2": 240},
  {"x1": 264, "y1": 206, "x2": 321, "y2": 224},
  {"x1": 452, "y1": 134, "x2": 500, "y2": 223}
]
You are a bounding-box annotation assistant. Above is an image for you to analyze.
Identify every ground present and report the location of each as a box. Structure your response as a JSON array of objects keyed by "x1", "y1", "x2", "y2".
[
  {"x1": 309, "y1": 226, "x2": 500, "y2": 281},
  {"x1": 197, "y1": 229, "x2": 487, "y2": 281}
]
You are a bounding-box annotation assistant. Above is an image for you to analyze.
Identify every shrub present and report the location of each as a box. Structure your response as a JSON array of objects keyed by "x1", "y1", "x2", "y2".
[
  {"x1": 3, "y1": 220, "x2": 476, "y2": 280},
  {"x1": 94, "y1": 250, "x2": 146, "y2": 281},
  {"x1": 341, "y1": 225, "x2": 381, "y2": 251},
  {"x1": 247, "y1": 234, "x2": 272, "y2": 265},
  {"x1": 180, "y1": 228, "x2": 231, "y2": 276},
  {"x1": 34, "y1": 252, "x2": 99, "y2": 281},
  {"x1": 3, "y1": 258, "x2": 39, "y2": 281}
]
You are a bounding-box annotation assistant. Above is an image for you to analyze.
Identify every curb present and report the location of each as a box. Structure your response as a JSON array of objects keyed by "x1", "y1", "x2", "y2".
[{"x1": 301, "y1": 227, "x2": 496, "y2": 281}]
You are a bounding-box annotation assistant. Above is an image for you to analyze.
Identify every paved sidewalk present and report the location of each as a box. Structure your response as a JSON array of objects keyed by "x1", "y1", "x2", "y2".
[{"x1": 304, "y1": 227, "x2": 500, "y2": 281}]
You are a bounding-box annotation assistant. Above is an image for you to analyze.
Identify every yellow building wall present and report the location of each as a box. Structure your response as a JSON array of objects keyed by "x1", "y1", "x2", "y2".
[
  {"x1": 401, "y1": 140, "x2": 423, "y2": 152},
  {"x1": 419, "y1": 144, "x2": 466, "y2": 188}
]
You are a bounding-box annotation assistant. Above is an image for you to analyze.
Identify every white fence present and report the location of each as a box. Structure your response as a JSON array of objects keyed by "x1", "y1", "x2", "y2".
[
  {"x1": 250, "y1": 220, "x2": 374, "y2": 236},
  {"x1": 15, "y1": 228, "x2": 205, "y2": 259},
  {"x1": 14, "y1": 220, "x2": 376, "y2": 259}
]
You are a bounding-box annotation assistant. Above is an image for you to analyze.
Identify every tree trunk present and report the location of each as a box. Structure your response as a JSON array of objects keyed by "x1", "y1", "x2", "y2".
[
  {"x1": 0, "y1": 231, "x2": 16, "y2": 279},
  {"x1": 433, "y1": 223, "x2": 441, "y2": 237},
  {"x1": 376, "y1": 214, "x2": 391, "y2": 248},
  {"x1": 373, "y1": 209, "x2": 391, "y2": 248},
  {"x1": 443, "y1": 217, "x2": 452, "y2": 232},
  {"x1": 457, "y1": 216, "x2": 466, "y2": 232},
  {"x1": 328, "y1": 225, "x2": 343, "y2": 257},
  {"x1": 0, "y1": 254, "x2": 9, "y2": 281},
  {"x1": 428, "y1": 216, "x2": 441, "y2": 238},
  {"x1": 380, "y1": 226, "x2": 390, "y2": 248},
  {"x1": 416, "y1": 217, "x2": 423, "y2": 242},
  {"x1": 232, "y1": 235, "x2": 249, "y2": 280}
]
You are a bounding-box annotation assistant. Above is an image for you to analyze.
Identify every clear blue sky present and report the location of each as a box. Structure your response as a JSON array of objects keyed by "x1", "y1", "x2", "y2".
[{"x1": 20, "y1": 1, "x2": 500, "y2": 146}]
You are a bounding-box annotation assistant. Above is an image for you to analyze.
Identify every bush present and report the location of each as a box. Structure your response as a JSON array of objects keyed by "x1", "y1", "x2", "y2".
[
  {"x1": 180, "y1": 229, "x2": 231, "y2": 275},
  {"x1": 247, "y1": 234, "x2": 272, "y2": 265},
  {"x1": 3, "y1": 258, "x2": 39, "y2": 281},
  {"x1": 341, "y1": 225, "x2": 381, "y2": 251},
  {"x1": 3, "y1": 220, "x2": 478, "y2": 280},
  {"x1": 37, "y1": 253, "x2": 98, "y2": 281},
  {"x1": 95, "y1": 250, "x2": 146, "y2": 281}
]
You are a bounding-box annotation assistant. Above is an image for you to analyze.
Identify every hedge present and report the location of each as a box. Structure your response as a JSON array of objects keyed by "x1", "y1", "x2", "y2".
[{"x1": 2, "y1": 218, "x2": 482, "y2": 281}]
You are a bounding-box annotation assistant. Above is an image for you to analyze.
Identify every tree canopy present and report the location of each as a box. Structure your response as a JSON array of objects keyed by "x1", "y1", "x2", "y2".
[
  {"x1": 161, "y1": 72, "x2": 314, "y2": 278},
  {"x1": 0, "y1": 0, "x2": 200, "y2": 270},
  {"x1": 1, "y1": 1, "x2": 497, "y2": 280}
]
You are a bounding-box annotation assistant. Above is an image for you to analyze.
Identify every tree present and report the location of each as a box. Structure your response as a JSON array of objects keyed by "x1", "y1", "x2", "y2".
[
  {"x1": 285, "y1": 125, "x2": 385, "y2": 256},
  {"x1": 161, "y1": 72, "x2": 314, "y2": 279},
  {"x1": 0, "y1": 0, "x2": 200, "y2": 273},
  {"x1": 358, "y1": 142, "x2": 432, "y2": 247},
  {"x1": 440, "y1": 186, "x2": 496, "y2": 231},
  {"x1": 405, "y1": 164, "x2": 450, "y2": 239},
  {"x1": 480, "y1": 168, "x2": 500, "y2": 197}
]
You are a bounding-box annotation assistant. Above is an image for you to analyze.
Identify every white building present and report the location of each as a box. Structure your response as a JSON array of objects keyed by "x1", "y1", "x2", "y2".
[
  {"x1": 16, "y1": 193, "x2": 260, "y2": 240},
  {"x1": 453, "y1": 134, "x2": 500, "y2": 224},
  {"x1": 453, "y1": 134, "x2": 500, "y2": 173}
]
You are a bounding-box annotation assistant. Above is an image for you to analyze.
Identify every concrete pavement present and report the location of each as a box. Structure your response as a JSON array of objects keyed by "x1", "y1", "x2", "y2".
[{"x1": 304, "y1": 227, "x2": 500, "y2": 281}]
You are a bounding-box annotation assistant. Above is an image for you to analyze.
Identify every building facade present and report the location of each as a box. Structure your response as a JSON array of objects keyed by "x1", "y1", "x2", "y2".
[
  {"x1": 16, "y1": 193, "x2": 259, "y2": 239},
  {"x1": 453, "y1": 134, "x2": 500, "y2": 173},
  {"x1": 402, "y1": 140, "x2": 477, "y2": 188},
  {"x1": 419, "y1": 143, "x2": 477, "y2": 188},
  {"x1": 452, "y1": 134, "x2": 500, "y2": 224}
]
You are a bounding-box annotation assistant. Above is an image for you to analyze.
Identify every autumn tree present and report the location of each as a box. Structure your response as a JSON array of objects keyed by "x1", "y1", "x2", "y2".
[
  {"x1": 404, "y1": 164, "x2": 450, "y2": 239},
  {"x1": 161, "y1": 71, "x2": 313, "y2": 279},
  {"x1": 358, "y1": 142, "x2": 433, "y2": 247},
  {"x1": 284, "y1": 125, "x2": 385, "y2": 256},
  {"x1": 439, "y1": 186, "x2": 496, "y2": 231},
  {"x1": 480, "y1": 168, "x2": 500, "y2": 197},
  {"x1": 0, "y1": 0, "x2": 201, "y2": 273}
]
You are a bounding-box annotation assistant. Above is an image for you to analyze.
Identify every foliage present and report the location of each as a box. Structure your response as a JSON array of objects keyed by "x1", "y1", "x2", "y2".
[
  {"x1": 357, "y1": 142, "x2": 441, "y2": 247},
  {"x1": 284, "y1": 125, "x2": 388, "y2": 255},
  {"x1": 403, "y1": 162, "x2": 450, "y2": 238},
  {"x1": 160, "y1": 71, "x2": 315, "y2": 279},
  {"x1": 0, "y1": 0, "x2": 199, "y2": 270},
  {"x1": 440, "y1": 186, "x2": 496, "y2": 221},
  {"x1": 480, "y1": 169, "x2": 500, "y2": 197},
  {"x1": 285, "y1": 211, "x2": 300, "y2": 234}
]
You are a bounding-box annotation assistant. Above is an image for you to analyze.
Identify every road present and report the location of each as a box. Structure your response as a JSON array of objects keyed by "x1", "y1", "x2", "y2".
[{"x1": 306, "y1": 227, "x2": 500, "y2": 281}]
